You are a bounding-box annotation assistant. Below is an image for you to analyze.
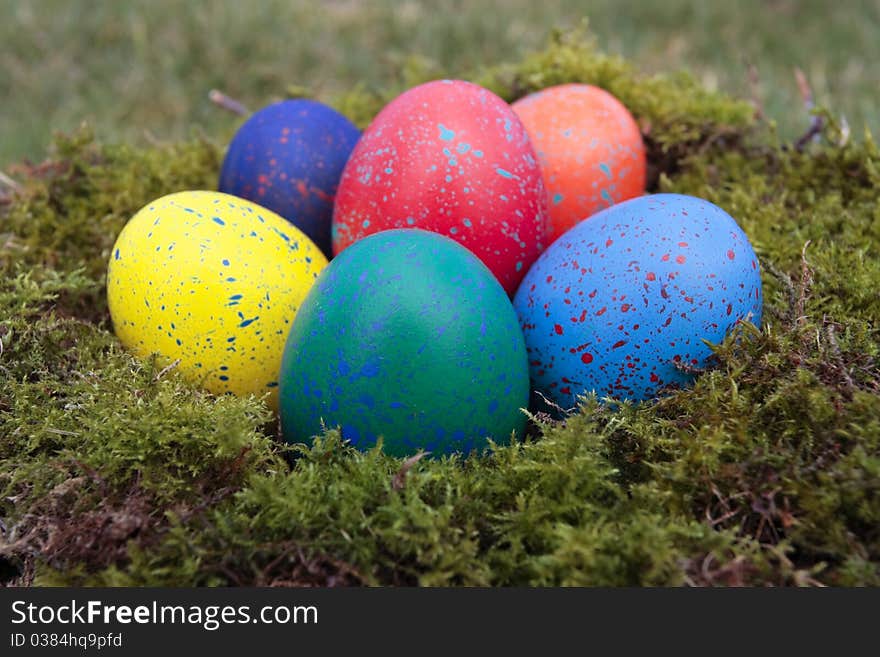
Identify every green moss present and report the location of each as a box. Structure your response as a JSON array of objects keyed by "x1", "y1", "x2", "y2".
[
  {"x1": 1, "y1": 27, "x2": 877, "y2": 587},
  {"x1": 475, "y1": 25, "x2": 756, "y2": 157},
  {"x1": 1, "y1": 126, "x2": 221, "y2": 289}
]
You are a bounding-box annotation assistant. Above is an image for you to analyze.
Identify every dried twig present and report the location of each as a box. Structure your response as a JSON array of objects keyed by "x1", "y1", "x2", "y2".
[
  {"x1": 794, "y1": 68, "x2": 823, "y2": 151},
  {"x1": 0, "y1": 170, "x2": 21, "y2": 193},
  {"x1": 746, "y1": 62, "x2": 765, "y2": 120},
  {"x1": 533, "y1": 389, "x2": 576, "y2": 417},
  {"x1": 672, "y1": 358, "x2": 707, "y2": 375},
  {"x1": 392, "y1": 451, "x2": 430, "y2": 491},
  {"x1": 796, "y1": 240, "x2": 813, "y2": 326},
  {"x1": 686, "y1": 549, "x2": 753, "y2": 587},
  {"x1": 209, "y1": 89, "x2": 250, "y2": 117},
  {"x1": 154, "y1": 358, "x2": 181, "y2": 382},
  {"x1": 705, "y1": 484, "x2": 746, "y2": 528},
  {"x1": 0, "y1": 171, "x2": 21, "y2": 204},
  {"x1": 751, "y1": 488, "x2": 782, "y2": 544},
  {"x1": 142, "y1": 129, "x2": 162, "y2": 147},
  {"x1": 45, "y1": 428, "x2": 81, "y2": 437},
  {"x1": 695, "y1": 126, "x2": 738, "y2": 157},
  {"x1": 838, "y1": 116, "x2": 851, "y2": 147}
]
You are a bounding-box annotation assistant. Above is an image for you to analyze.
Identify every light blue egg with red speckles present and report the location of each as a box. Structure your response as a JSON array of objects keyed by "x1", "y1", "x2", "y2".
[
  {"x1": 513, "y1": 193, "x2": 763, "y2": 407},
  {"x1": 219, "y1": 99, "x2": 360, "y2": 256}
]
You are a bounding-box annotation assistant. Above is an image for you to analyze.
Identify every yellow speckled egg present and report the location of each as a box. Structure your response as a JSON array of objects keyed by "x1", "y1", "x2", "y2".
[{"x1": 107, "y1": 190, "x2": 328, "y2": 409}]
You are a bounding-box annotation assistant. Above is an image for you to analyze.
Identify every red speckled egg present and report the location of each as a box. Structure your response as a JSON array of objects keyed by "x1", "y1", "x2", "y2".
[
  {"x1": 512, "y1": 84, "x2": 646, "y2": 241},
  {"x1": 332, "y1": 79, "x2": 548, "y2": 295}
]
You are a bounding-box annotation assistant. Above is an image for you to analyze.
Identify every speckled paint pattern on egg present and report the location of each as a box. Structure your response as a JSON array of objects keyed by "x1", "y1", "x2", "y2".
[
  {"x1": 513, "y1": 194, "x2": 763, "y2": 407},
  {"x1": 279, "y1": 229, "x2": 530, "y2": 457},
  {"x1": 512, "y1": 84, "x2": 646, "y2": 240},
  {"x1": 107, "y1": 191, "x2": 328, "y2": 409},
  {"x1": 219, "y1": 99, "x2": 361, "y2": 256},
  {"x1": 331, "y1": 79, "x2": 548, "y2": 295}
]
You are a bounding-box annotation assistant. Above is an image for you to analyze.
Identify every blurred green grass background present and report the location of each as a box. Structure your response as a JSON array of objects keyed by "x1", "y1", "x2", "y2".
[{"x1": 2, "y1": 0, "x2": 878, "y2": 167}]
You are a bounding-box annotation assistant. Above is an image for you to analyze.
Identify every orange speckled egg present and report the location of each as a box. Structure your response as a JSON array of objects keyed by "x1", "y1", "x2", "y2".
[{"x1": 512, "y1": 84, "x2": 646, "y2": 240}]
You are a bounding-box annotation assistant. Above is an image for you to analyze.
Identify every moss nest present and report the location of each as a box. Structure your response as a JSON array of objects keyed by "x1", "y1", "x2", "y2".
[{"x1": 1, "y1": 28, "x2": 877, "y2": 586}]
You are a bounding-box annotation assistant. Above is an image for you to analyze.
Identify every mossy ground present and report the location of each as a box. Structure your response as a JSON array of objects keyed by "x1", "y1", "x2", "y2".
[{"x1": 1, "y1": 29, "x2": 878, "y2": 586}]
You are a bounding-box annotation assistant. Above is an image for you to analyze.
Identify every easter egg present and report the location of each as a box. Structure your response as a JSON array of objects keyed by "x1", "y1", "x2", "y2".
[
  {"x1": 107, "y1": 191, "x2": 328, "y2": 409},
  {"x1": 219, "y1": 99, "x2": 361, "y2": 256},
  {"x1": 331, "y1": 79, "x2": 548, "y2": 296},
  {"x1": 512, "y1": 84, "x2": 646, "y2": 240},
  {"x1": 279, "y1": 229, "x2": 530, "y2": 457},
  {"x1": 513, "y1": 193, "x2": 762, "y2": 408}
]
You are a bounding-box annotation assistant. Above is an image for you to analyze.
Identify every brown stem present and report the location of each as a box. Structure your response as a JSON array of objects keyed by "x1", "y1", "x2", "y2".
[
  {"x1": 0, "y1": 170, "x2": 22, "y2": 194},
  {"x1": 746, "y1": 62, "x2": 765, "y2": 120},
  {"x1": 796, "y1": 240, "x2": 813, "y2": 333},
  {"x1": 794, "y1": 68, "x2": 823, "y2": 151},
  {"x1": 209, "y1": 89, "x2": 250, "y2": 117}
]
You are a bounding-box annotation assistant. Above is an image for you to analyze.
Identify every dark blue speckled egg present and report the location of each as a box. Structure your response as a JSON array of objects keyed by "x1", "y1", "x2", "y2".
[
  {"x1": 219, "y1": 99, "x2": 360, "y2": 256},
  {"x1": 279, "y1": 229, "x2": 530, "y2": 457},
  {"x1": 513, "y1": 193, "x2": 763, "y2": 408}
]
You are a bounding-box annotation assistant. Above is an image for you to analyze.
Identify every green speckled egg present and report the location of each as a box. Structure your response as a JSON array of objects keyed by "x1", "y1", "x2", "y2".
[{"x1": 279, "y1": 229, "x2": 530, "y2": 456}]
